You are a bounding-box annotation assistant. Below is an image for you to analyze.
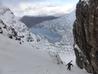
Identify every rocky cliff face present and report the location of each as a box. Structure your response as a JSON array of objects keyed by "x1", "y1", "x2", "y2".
[{"x1": 73, "y1": 0, "x2": 98, "y2": 74}]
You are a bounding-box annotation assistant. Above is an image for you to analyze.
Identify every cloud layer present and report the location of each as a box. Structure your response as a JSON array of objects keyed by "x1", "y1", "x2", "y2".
[{"x1": 1, "y1": 0, "x2": 78, "y2": 16}]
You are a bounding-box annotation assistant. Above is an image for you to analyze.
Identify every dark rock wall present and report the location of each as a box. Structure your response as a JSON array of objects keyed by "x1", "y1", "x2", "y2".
[{"x1": 73, "y1": 0, "x2": 98, "y2": 74}]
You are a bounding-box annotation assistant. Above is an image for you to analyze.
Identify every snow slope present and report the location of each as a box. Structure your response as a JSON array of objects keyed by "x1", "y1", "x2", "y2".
[{"x1": 0, "y1": 34, "x2": 89, "y2": 74}]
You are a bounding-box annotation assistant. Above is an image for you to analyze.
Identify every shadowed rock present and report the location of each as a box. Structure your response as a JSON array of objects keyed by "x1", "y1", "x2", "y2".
[{"x1": 73, "y1": 0, "x2": 98, "y2": 74}]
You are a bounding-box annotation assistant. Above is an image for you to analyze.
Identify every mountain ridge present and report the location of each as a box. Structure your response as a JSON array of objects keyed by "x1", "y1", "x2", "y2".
[{"x1": 20, "y1": 16, "x2": 59, "y2": 28}]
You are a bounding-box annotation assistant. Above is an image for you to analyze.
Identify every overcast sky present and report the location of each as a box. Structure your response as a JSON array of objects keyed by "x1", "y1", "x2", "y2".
[{"x1": 0, "y1": 0, "x2": 78, "y2": 16}]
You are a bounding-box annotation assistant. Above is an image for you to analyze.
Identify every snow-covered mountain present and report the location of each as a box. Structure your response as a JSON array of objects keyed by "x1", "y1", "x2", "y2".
[
  {"x1": 0, "y1": 6, "x2": 69, "y2": 55},
  {"x1": 0, "y1": 6, "x2": 48, "y2": 45},
  {"x1": 0, "y1": 7, "x2": 89, "y2": 74},
  {"x1": 0, "y1": 6, "x2": 51, "y2": 54},
  {"x1": 0, "y1": 7, "x2": 34, "y2": 42},
  {"x1": 32, "y1": 11, "x2": 75, "y2": 45},
  {"x1": 0, "y1": 6, "x2": 91, "y2": 74},
  {"x1": 0, "y1": 6, "x2": 76, "y2": 55}
]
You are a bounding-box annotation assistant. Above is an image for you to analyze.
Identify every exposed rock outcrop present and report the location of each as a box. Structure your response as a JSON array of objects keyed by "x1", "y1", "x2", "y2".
[
  {"x1": 73, "y1": 0, "x2": 98, "y2": 74},
  {"x1": 0, "y1": 7, "x2": 35, "y2": 43}
]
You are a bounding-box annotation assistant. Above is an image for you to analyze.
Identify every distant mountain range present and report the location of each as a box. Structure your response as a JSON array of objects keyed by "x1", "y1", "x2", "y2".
[
  {"x1": 20, "y1": 16, "x2": 59, "y2": 28},
  {"x1": 31, "y1": 11, "x2": 75, "y2": 44}
]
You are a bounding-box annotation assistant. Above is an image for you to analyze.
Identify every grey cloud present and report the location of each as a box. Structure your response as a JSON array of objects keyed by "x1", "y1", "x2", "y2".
[
  {"x1": 0, "y1": 0, "x2": 47, "y2": 7},
  {"x1": 0, "y1": 0, "x2": 2, "y2": 5},
  {"x1": 1, "y1": 0, "x2": 45, "y2": 4},
  {"x1": 1, "y1": 0, "x2": 65, "y2": 7}
]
